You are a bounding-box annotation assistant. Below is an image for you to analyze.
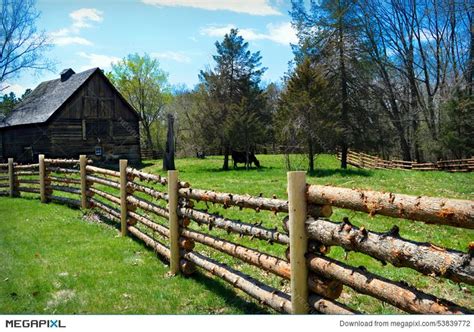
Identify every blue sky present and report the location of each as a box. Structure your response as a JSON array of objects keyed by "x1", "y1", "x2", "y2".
[{"x1": 3, "y1": 0, "x2": 297, "y2": 96}]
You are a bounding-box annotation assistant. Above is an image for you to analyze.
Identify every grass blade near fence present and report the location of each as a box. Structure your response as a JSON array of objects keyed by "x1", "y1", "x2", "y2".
[
  {"x1": 304, "y1": 217, "x2": 473, "y2": 285},
  {"x1": 178, "y1": 207, "x2": 290, "y2": 245},
  {"x1": 307, "y1": 185, "x2": 474, "y2": 229},
  {"x1": 307, "y1": 254, "x2": 473, "y2": 314}
]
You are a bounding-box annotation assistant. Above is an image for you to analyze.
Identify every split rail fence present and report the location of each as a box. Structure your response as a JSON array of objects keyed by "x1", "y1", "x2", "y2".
[
  {"x1": 0, "y1": 155, "x2": 473, "y2": 314},
  {"x1": 338, "y1": 150, "x2": 474, "y2": 172}
]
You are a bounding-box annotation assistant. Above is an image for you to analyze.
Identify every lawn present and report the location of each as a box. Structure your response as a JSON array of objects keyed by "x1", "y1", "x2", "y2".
[{"x1": 0, "y1": 154, "x2": 473, "y2": 314}]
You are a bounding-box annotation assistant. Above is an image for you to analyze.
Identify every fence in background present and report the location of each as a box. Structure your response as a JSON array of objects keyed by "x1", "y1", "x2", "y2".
[
  {"x1": 0, "y1": 155, "x2": 473, "y2": 314},
  {"x1": 338, "y1": 150, "x2": 474, "y2": 172}
]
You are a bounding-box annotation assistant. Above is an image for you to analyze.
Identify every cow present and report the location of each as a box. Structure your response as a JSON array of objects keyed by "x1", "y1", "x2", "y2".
[{"x1": 231, "y1": 150, "x2": 261, "y2": 169}]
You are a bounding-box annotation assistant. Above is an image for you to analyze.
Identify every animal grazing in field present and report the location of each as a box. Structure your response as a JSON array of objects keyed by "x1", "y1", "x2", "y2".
[{"x1": 231, "y1": 150, "x2": 260, "y2": 169}]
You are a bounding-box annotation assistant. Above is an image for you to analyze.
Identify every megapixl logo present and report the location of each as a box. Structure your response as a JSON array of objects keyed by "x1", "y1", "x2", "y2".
[{"x1": 5, "y1": 319, "x2": 66, "y2": 328}]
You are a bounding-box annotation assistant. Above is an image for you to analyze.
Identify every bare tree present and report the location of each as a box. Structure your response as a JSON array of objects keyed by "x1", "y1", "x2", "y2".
[{"x1": 0, "y1": 0, "x2": 52, "y2": 89}]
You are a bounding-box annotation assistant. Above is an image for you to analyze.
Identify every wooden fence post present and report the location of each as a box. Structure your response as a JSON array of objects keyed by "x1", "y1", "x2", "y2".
[
  {"x1": 8, "y1": 158, "x2": 17, "y2": 198},
  {"x1": 39, "y1": 154, "x2": 47, "y2": 203},
  {"x1": 287, "y1": 171, "x2": 309, "y2": 314},
  {"x1": 168, "y1": 170, "x2": 180, "y2": 275},
  {"x1": 120, "y1": 159, "x2": 128, "y2": 236},
  {"x1": 80, "y1": 155, "x2": 88, "y2": 209}
]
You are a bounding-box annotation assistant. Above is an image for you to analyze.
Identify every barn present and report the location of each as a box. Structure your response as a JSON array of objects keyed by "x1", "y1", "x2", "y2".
[{"x1": 0, "y1": 68, "x2": 141, "y2": 164}]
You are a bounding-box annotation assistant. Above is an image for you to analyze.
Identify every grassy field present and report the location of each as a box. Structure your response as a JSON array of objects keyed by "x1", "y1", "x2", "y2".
[{"x1": 1, "y1": 154, "x2": 473, "y2": 314}]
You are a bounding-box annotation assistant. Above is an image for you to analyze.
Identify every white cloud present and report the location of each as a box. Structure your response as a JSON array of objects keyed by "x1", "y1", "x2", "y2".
[
  {"x1": 142, "y1": 0, "x2": 281, "y2": 16},
  {"x1": 200, "y1": 22, "x2": 297, "y2": 46},
  {"x1": 151, "y1": 51, "x2": 191, "y2": 63},
  {"x1": 0, "y1": 83, "x2": 27, "y2": 96},
  {"x1": 78, "y1": 52, "x2": 120, "y2": 71},
  {"x1": 52, "y1": 36, "x2": 93, "y2": 46},
  {"x1": 50, "y1": 8, "x2": 103, "y2": 46},
  {"x1": 70, "y1": 8, "x2": 103, "y2": 29}
]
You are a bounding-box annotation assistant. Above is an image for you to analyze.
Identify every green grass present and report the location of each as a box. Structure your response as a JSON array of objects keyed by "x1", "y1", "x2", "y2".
[
  {"x1": 1, "y1": 154, "x2": 473, "y2": 314},
  {"x1": 0, "y1": 198, "x2": 267, "y2": 314}
]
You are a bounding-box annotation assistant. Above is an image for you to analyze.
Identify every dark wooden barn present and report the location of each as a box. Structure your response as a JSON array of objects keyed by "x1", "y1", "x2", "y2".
[{"x1": 0, "y1": 68, "x2": 141, "y2": 164}]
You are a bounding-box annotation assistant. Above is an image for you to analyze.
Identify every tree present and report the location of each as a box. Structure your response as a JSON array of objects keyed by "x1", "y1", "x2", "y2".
[
  {"x1": 108, "y1": 53, "x2": 172, "y2": 151},
  {"x1": 290, "y1": 0, "x2": 371, "y2": 168},
  {"x1": 278, "y1": 58, "x2": 331, "y2": 173},
  {"x1": 0, "y1": 91, "x2": 17, "y2": 117},
  {"x1": 199, "y1": 29, "x2": 267, "y2": 170},
  {"x1": 0, "y1": 0, "x2": 52, "y2": 89}
]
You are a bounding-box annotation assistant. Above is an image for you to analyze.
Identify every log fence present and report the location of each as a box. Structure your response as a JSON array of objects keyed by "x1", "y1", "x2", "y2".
[
  {"x1": 339, "y1": 150, "x2": 474, "y2": 172},
  {"x1": 0, "y1": 155, "x2": 473, "y2": 315}
]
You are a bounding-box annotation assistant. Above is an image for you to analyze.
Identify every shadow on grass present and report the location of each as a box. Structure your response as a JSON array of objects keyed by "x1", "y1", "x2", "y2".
[
  {"x1": 92, "y1": 213, "x2": 268, "y2": 314},
  {"x1": 309, "y1": 168, "x2": 372, "y2": 178}
]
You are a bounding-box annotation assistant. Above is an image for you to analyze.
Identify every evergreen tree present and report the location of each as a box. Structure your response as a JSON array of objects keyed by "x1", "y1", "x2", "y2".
[{"x1": 199, "y1": 29, "x2": 267, "y2": 170}]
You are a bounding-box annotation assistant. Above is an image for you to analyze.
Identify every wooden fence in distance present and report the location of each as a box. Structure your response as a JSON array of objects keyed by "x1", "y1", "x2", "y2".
[
  {"x1": 0, "y1": 155, "x2": 473, "y2": 314},
  {"x1": 338, "y1": 150, "x2": 474, "y2": 172}
]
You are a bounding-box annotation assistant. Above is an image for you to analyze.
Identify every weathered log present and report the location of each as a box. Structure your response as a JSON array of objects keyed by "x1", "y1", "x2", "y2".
[
  {"x1": 183, "y1": 251, "x2": 291, "y2": 313},
  {"x1": 50, "y1": 195, "x2": 81, "y2": 207},
  {"x1": 14, "y1": 164, "x2": 39, "y2": 170},
  {"x1": 45, "y1": 158, "x2": 88, "y2": 165},
  {"x1": 307, "y1": 254, "x2": 473, "y2": 314},
  {"x1": 86, "y1": 165, "x2": 120, "y2": 178},
  {"x1": 50, "y1": 185, "x2": 81, "y2": 195},
  {"x1": 88, "y1": 187, "x2": 121, "y2": 205},
  {"x1": 184, "y1": 251, "x2": 356, "y2": 314},
  {"x1": 18, "y1": 187, "x2": 40, "y2": 194},
  {"x1": 127, "y1": 195, "x2": 169, "y2": 219},
  {"x1": 47, "y1": 167, "x2": 80, "y2": 174},
  {"x1": 15, "y1": 171, "x2": 39, "y2": 176},
  {"x1": 307, "y1": 185, "x2": 474, "y2": 229},
  {"x1": 91, "y1": 199, "x2": 121, "y2": 219},
  {"x1": 305, "y1": 217, "x2": 474, "y2": 285},
  {"x1": 126, "y1": 167, "x2": 168, "y2": 186},
  {"x1": 17, "y1": 179, "x2": 40, "y2": 185},
  {"x1": 0, "y1": 190, "x2": 8, "y2": 196},
  {"x1": 180, "y1": 228, "x2": 342, "y2": 299},
  {"x1": 128, "y1": 210, "x2": 195, "y2": 251},
  {"x1": 127, "y1": 181, "x2": 169, "y2": 202},
  {"x1": 49, "y1": 176, "x2": 81, "y2": 185},
  {"x1": 0, "y1": 183, "x2": 8, "y2": 188},
  {"x1": 127, "y1": 226, "x2": 195, "y2": 275},
  {"x1": 86, "y1": 175, "x2": 120, "y2": 189},
  {"x1": 178, "y1": 207, "x2": 290, "y2": 245},
  {"x1": 0, "y1": 176, "x2": 9, "y2": 181},
  {"x1": 178, "y1": 187, "x2": 332, "y2": 218}
]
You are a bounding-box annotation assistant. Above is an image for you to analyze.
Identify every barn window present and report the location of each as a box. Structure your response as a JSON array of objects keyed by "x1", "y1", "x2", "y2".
[{"x1": 95, "y1": 146, "x2": 102, "y2": 156}]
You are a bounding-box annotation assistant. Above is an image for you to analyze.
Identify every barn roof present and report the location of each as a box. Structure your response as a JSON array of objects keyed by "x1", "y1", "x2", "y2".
[{"x1": 0, "y1": 67, "x2": 98, "y2": 128}]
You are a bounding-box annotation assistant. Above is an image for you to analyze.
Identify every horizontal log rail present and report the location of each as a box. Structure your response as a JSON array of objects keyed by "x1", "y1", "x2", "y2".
[
  {"x1": 307, "y1": 185, "x2": 474, "y2": 229},
  {"x1": 47, "y1": 167, "x2": 80, "y2": 174},
  {"x1": 18, "y1": 187, "x2": 40, "y2": 194},
  {"x1": 86, "y1": 165, "x2": 120, "y2": 178},
  {"x1": 126, "y1": 168, "x2": 168, "y2": 186},
  {"x1": 49, "y1": 176, "x2": 81, "y2": 185},
  {"x1": 307, "y1": 254, "x2": 472, "y2": 314},
  {"x1": 91, "y1": 199, "x2": 121, "y2": 219},
  {"x1": 184, "y1": 251, "x2": 356, "y2": 314},
  {"x1": 181, "y1": 227, "x2": 342, "y2": 299},
  {"x1": 14, "y1": 171, "x2": 39, "y2": 176},
  {"x1": 0, "y1": 176, "x2": 9, "y2": 181},
  {"x1": 86, "y1": 175, "x2": 120, "y2": 189},
  {"x1": 304, "y1": 217, "x2": 473, "y2": 285},
  {"x1": 178, "y1": 187, "x2": 332, "y2": 218},
  {"x1": 18, "y1": 179, "x2": 40, "y2": 185},
  {"x1": 0, "y1": 190, "x2": 8, "y2": 196},
  {"x1": 88, "y1": 187, "x2": 121, "y2": 206},
  {"x1": 14, "y1": 164, "x2": 39, "y2": 170},
  {"x1": 49, "y1": 195, "x2": 81, "y2": 207},
  {"x1": 128, "y1": 226, "x2": 195, "y2": 275},
  {"x1": 128, "y1": 211, "x2": 194, "y2": 251},
  {"x1": 178, "y1": 207, "x2": 290, "y2": 245},
  {"x1": 0, "y1": 183, "x2": 8, "y2": 188},
  {"x1": 44, "y1": 158, "x2": 90, "y2": 165},
  {"x1": 50, "y1": 185, "x2": 81, "y2": 195},
  {"x1": 126, "y1": 181, "x2": 169, "y2": 202},
  {"x1": 127, "y1": 195, "x2": 169, "y2": 219}
]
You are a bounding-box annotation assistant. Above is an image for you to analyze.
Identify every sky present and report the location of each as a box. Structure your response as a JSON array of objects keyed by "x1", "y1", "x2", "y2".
[{"x1": 3, "y1": 0, "x2": 298, "y2": 96}]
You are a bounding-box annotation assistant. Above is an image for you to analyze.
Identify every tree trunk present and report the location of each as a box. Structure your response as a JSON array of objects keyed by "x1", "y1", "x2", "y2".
[
  {"x1": 163, "y1": 114, "x2": 175, "y2": 171},
  {"x1": 338, "y1": 5, "x2": 349, "y2": 170},
  {"x1": 308, "y1": 136, "x2": 314, "y2": 173},
  {"x1": 223, "y1": 144, "x2": 230, "y2": 170}
]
